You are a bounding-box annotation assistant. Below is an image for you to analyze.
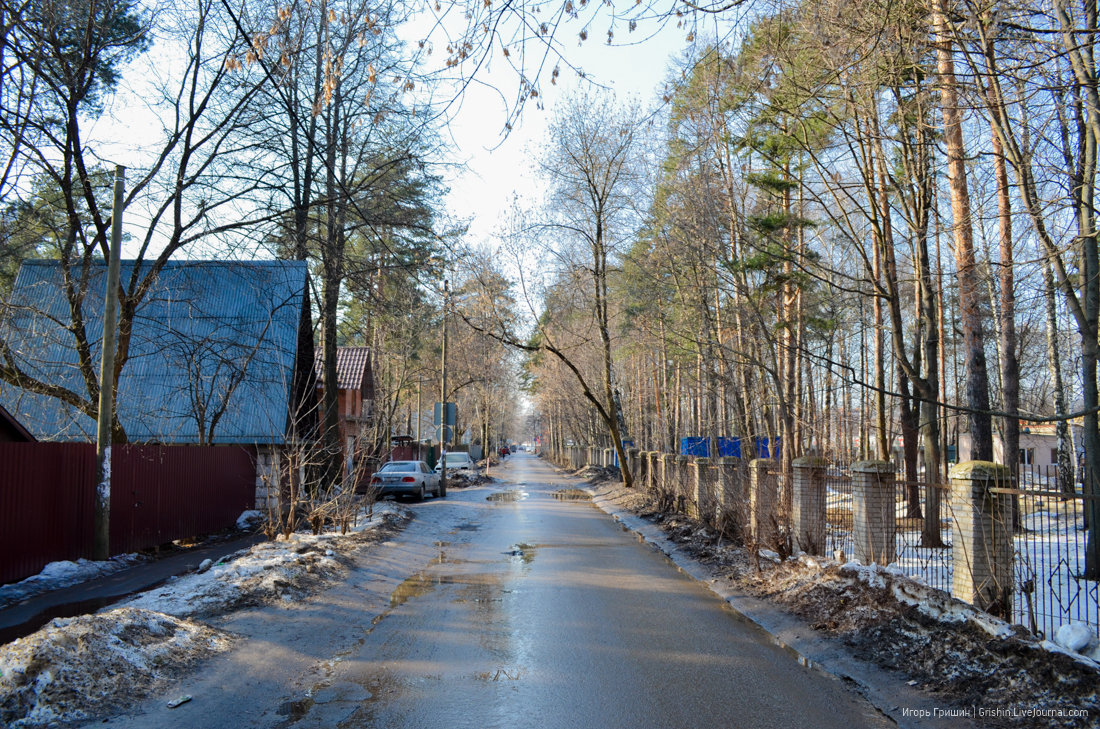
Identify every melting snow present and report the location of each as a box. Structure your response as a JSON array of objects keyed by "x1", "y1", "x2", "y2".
[
  {"x1": 0, "y1": 608, "x2": 233, "y2": 727},
  {"x1": 0, "y1": 501, "x2": 409, "y2": 727},
  {"x1": 121, "y1": 502, "x2": 408, "y2": 618}
]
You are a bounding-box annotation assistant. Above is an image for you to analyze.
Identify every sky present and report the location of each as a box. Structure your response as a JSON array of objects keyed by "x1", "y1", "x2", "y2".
[
  {"x1": 431, "y1": 19, "x2": 695, "y2": 249},
  {"x1": 85, "y1": 4, "x2": 748, "y2": 264}
]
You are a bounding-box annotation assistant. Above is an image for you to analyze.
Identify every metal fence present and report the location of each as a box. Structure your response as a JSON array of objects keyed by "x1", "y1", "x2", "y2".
[
  {"x1": 0, "y1": 442, "x2": 257, "y2": 585},
  {"x1": 818, "y1": 461, "x2": 1099, "y2": 640},
  {"x1": 1006, "y1": 474, "x2": 1099, "y2": 640}
]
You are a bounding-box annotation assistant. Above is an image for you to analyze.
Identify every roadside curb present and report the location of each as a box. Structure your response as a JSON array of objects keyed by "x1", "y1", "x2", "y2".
[{"x1": 564, "y1": 473, "x2": 977, "y2": 729}]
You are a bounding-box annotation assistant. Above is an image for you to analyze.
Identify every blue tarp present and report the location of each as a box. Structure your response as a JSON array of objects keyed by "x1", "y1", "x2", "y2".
[
  {"x1": 680, "y1": 437, "x2": 708, "y2": 456},
  {"x1": 679, "y1": 437, "x2": 779, "y2": 459},
  {"x1": 614, "y1": 440, "x2": 634, "y2": 467}
]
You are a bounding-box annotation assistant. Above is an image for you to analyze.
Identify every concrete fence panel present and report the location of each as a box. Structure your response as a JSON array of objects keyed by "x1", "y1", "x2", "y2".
[{"x1": 714, "y1": 457, "x2": 742, "y2": 534}]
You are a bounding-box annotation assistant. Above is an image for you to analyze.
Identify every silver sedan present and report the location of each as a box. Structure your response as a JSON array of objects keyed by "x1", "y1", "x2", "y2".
[{"x1": 371, "y1": 461, "x2": 442, "y2": 500}]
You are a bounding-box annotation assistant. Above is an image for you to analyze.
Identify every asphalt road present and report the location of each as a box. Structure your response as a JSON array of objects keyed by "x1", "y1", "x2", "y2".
[
  {"x1": 328, "y1": 452, "x2": 887, "y2": 729},
  {"x1": 102, "y1": 452, "x2": 889, "y2": 729}
]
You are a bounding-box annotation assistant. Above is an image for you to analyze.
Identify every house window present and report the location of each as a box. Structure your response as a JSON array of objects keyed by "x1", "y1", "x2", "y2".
[
  {"x1": 1019, "y1": 448, "x2": 1034, "y2": 465},
  {"x1": 1052, "y1": 448, "x2": 1059, "y2": 464}
]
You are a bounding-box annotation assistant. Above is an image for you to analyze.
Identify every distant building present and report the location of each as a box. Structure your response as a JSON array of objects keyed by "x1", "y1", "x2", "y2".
[{"x1": 958, "y1": 421, "x2": 1083, "y2": 470}]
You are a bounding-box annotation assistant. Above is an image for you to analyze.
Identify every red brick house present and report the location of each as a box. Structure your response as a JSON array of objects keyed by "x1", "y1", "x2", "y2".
[{"x1": 315, "y1": 347, "x2": 375, "y2": 480}]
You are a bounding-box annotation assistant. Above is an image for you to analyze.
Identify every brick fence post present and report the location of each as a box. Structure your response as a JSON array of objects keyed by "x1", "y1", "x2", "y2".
[
  {"x1": 658, "y1": 454, "x2": 672, "y2": 498},
  {"x1": 674, "y1": 455, "x2": 689, "y2": 512},
  {"x1": 749, "y1": 458, "x2": 777, "y2": 546},
  {"x1": 791, "y1": 456, "x2": 827, "y2": 555},
  {"x1": 627, "y1": 448, "x2": 640, "y2": 486},
  {"x1": 949, "y1": 461, "x2": 1014, "y2": 618},
  {"x1": 851, "y1": 460, "x2": 896, "y2": 565},
  {"x1": 714, "y1": 456, "x2": 741, "y2": 533},
  {"x1": 691, "y1": 457, "x2": 711, "y2": 520}
]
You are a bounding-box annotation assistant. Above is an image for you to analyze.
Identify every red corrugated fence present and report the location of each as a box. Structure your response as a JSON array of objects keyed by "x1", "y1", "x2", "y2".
[{"x1": 0, "y1": 443, "x2": 256, "y2": 585}]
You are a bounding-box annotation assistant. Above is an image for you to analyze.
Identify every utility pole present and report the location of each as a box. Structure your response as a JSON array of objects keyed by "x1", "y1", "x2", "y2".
[
  {"x1": 440, "y1": 279, "x2": 449, "y2": 495},
  {"x1": 415, "y1": 378, "x2": 422, "y2": 444},
  {"x1": 94, "y1": 165, "x2": 125, "y2": 561}
]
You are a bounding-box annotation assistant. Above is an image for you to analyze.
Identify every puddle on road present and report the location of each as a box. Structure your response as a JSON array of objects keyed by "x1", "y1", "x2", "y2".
[
  {"x1": 552, "y1": 489, "x2": 592, "y2": 501},
  {"x1": 390, "y1": 570, "x2": 508, "y2": 608},
  {"x1": 474, "y1": 666, "x2": 527, "y2": 681},
  {"x1": 504, "y1": 543, "x2": 537, "y2": 564},
  {"x1": 277, "y1": 698, "x2": 314, "y2": 719},
  {"x1": 390, "y1": 572, "x2": 455, "y2": 608},
  {"x1": 486, "y1": 491, "x2": 527, "y2": 502},
  {"x1": 429, "y1": 553, "x2": 469, "y2": 566}
]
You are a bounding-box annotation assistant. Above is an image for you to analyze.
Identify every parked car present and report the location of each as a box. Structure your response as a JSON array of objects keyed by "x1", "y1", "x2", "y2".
[
  {"x1": 372, "y1": 461, "x2": 442, "y2": 500},
  {"x1": 435, "y1": 451, "x2": 474, "y2": 473}
]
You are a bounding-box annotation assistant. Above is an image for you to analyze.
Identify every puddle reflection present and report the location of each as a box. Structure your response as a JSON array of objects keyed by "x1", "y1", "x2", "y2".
[
  {"x1": 486, "y1": 491, "x2": 527, "y2": 502},
  {"x1": 552, "y1": 489, "x2": 592, "y2": 501}
]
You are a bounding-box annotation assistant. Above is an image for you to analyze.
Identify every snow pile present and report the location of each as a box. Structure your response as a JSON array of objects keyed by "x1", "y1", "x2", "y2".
[
  {"x1": 1055, "y1": 623, "x2": 1096, "y2": 654},
  {"x1": 447, "y1": 471, "x2": 494, "y2": 487},
  {"x1": 0, "y1": 607, "x2": 232, "y2": 727},
  {"x1": 0, "y1": 554, "x2": 146, "y2": 611},
  {"x1": 573, "y1": 464, "x2": 621, "y2": 485},
  {"x1": 235, "y1": 510, "x2": 264, "y2": 529},
  {"x1": 120, "y1": 502, "x2": 408, "y2": 619}
]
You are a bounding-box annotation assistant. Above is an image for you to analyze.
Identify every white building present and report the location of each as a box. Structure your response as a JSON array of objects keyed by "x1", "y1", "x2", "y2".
[{"x1": 958, "y1": 421, "x2": 1082, "y2": 469}]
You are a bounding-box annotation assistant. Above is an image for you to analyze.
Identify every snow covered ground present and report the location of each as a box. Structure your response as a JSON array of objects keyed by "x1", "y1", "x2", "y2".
[
  {"x1": 0, "y1": 501, "x2": 410, "y2": 727},
  {"x1": 121, "y1": 501, "x2": 407, "y2": 618},
  {"x1": 0, "y1": 608, "x2": 233, "y2": 727}
]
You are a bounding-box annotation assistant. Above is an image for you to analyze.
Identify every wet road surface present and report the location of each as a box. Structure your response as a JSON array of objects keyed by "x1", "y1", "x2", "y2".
[{"x1": 324, "y1": 452, "x2": 888, "y2": 729}]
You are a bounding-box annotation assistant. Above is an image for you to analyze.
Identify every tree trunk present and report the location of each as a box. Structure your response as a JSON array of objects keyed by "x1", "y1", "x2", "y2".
[
  {"x1": 1043, "y1": 258, "x2": 1075, "y2": 494},
  {"x1": 934, "y1": 0, "x2": 994, "y2": 461}
]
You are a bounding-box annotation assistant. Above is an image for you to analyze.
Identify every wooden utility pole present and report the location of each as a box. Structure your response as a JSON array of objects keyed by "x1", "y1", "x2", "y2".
[{"x1": 94, "y1": 165, "x2": 125, "y2": 560}]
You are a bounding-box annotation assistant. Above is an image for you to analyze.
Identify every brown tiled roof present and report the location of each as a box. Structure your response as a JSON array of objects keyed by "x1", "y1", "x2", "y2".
[{"x1": 315, "y1": 347, "x2": 372, "y2": 393}]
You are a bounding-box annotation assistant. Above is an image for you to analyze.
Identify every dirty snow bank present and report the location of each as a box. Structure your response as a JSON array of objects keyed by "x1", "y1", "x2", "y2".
[
  {"x1": 580, "y1": 476, "x2": 1100, "y2": 728},
  {"x1": 0, "y1": 554, "x2": 148, "y2": 611},
  {"x1": 448, "y1": 470, "x2": 495, "y2": 487},
  {"x1": 121, "y1": 501, "x2": 410, "y2": 619},
  {"x1": 569, "y1": 464, "x2": 620, "y2": 485},
  {"x1": 0, "y1": 607, "x2": 233, "y2": 727}
]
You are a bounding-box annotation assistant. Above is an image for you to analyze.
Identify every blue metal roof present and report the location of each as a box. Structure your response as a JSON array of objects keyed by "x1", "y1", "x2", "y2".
[{"x1": 0, "y1": 259, "x2": 308, "y2": 445}]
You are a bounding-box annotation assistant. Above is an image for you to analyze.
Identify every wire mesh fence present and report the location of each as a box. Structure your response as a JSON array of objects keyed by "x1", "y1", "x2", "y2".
[{"x1": 1005, "y1": 468, "x2": 1100, "y2": 640}]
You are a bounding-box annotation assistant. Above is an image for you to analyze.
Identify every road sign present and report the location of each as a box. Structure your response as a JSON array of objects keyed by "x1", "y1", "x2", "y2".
[{"x1": 433, "y1": 402, "x2": 456, "y2": 427}]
